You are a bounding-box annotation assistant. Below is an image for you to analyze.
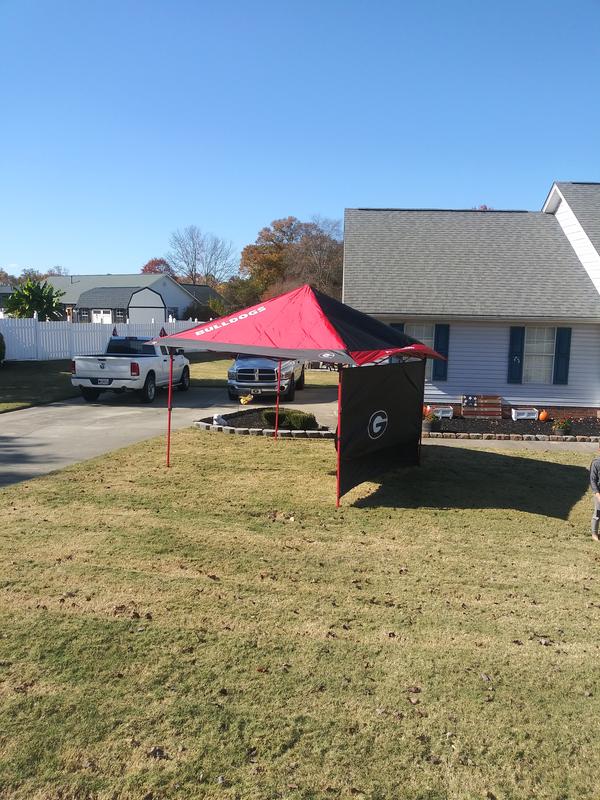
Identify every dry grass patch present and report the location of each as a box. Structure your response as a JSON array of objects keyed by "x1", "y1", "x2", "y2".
[
  {"x1": 0, "y1": 360, "x2": 78, "y2": 413},
  {"x1": 0, "y1": 432, "x2": 599, "y2": 798}
]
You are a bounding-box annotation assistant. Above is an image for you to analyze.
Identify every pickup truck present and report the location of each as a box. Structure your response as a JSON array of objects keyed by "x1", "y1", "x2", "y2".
[
  {"x1": 71, "y1": 337, "x2": 190, "y2": 403},
  {"x1": 227, "y1": 355, "x2": 305, "y2": 401}
]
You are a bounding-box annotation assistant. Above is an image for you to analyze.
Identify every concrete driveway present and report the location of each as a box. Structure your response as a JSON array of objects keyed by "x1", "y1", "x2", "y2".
[{"x1": 0, "y1": 384, "x2": 339, "y2": 487}]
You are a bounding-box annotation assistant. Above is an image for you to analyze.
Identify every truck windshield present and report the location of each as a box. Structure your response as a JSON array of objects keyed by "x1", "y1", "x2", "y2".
[{"x1": 106, "y1": 339, "x2": 156, "y2": 355}]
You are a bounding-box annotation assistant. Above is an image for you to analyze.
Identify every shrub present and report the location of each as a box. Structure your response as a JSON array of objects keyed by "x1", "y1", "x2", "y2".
[
  {"x1": 0, "y1": 332, "x2": 5, "y2": 365},
  {"x1": 262, "y1": 407, "x2": 319, "y2": 430}
]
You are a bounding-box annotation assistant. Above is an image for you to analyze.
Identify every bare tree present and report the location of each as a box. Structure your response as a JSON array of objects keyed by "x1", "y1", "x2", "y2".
[
  {"x1": 166, "y1": 225, "x2": 237, "y2": 286},
  {"x1": 287, "y1": 216, "x2": 343, "y2": 297},
  {"x1": 202, "y1": 233, "x2": 238, "y2": 287},
  {"x1": 45, "y1": 265, "x2": 69, "y2": 277}
]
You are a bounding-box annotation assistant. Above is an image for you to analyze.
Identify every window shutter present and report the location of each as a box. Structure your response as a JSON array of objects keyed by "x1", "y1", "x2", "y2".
[
  {"x1": 507, "y1": 326, "x2": 525, "y2": 384},
  {"x1": 432, "y1": 324, "x2": 449, "y2": 381},
  {"x1": 553, "y1": 327, "x2": 571, "y2": 385},
  {"x1": 390, "y1": 323, "x2": 404, "y2": 333}
]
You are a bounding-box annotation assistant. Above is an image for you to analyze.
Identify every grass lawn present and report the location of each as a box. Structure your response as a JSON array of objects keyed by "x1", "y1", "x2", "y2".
[
  {"x1": 1, "y1": 433, "x2": 599, "y2": 799},
  {"x1": 0, "y1": 360, "x2": 78, "y2": 413}
]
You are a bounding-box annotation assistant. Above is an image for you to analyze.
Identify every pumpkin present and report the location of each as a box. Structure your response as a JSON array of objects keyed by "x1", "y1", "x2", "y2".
[{"x1": 538, "y1": 409, "x2": 549, "y2": 422}]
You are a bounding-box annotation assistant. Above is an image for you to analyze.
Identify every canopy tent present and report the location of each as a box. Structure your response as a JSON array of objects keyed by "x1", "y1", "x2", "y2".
[
  {"x1": 155, "y1": 284, "x2": 441, "y2": 364},
  {"x1": 155, "y1": 284, "x2": 443, "y2": 504}
]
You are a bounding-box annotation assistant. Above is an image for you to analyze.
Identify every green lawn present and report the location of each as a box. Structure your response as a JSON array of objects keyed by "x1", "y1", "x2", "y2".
[
  {"x1": 0, "y1": 360, "x2": 78, "y2": 413},
  {"x1": 0, "y1": 433, "x2": 598, "y2": 798}
]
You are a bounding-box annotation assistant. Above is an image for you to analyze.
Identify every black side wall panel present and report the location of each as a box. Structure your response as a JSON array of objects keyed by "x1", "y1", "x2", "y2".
[{"x1": 338, "y1": 360, "x2": 425, "y2": 499}]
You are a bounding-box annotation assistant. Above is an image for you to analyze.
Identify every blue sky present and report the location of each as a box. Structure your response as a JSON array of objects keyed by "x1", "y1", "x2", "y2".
[{"x1": 1, "y1": 0, "x2": 599, "y2": 275}]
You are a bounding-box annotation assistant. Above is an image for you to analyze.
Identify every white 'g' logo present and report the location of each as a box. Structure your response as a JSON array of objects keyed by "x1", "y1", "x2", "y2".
[{"x1": 368, "y1": 410, "x2": 388, "y2": 439}]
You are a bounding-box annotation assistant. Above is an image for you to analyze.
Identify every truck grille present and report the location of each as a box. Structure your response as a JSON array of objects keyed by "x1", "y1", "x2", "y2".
[{"x1": 236, "y1": 368, "x2": 277, "y2": 382}]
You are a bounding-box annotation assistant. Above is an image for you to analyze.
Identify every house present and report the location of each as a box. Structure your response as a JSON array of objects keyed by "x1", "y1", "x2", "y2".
[
  {"x1": 342, "y1": 182, "x2": 600, "y2": 416},
  {"x1": 74, "y1": 287, "x2": 167, "y2": 324},
  {"x1": 0, "y1": 285, "x2": 14, "y2": 318},
  {"x1": 46, "y1": 274, "x2": 206, "y2": 323},
  {"x1": 179, "y1": 283, "x2": 223, "y2": 319}
]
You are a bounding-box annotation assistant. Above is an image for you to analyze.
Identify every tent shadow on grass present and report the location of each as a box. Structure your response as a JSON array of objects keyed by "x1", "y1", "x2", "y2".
[{"x1": 353, "y1": 444, "x2": 589, "y2": 519}]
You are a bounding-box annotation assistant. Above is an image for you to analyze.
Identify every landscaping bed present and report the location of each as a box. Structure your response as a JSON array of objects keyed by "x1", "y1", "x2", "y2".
[
  {"x1": 207, "y1": 406, "x2": 328, "y2": 431},
  {"x1": 435, "y1": 416, "x2": 600, "y2": 436}
]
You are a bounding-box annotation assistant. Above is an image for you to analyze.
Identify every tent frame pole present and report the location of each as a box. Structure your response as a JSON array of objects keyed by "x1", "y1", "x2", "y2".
[
  {"x1": 275, "y1": 359, "x2": 282, "y2": 440},
  {"x1": 335, "y1": 366, "x2": 343, "y2": 507},
  {"x1": 166, "y1": 352, "x2": 174, "y2": 467},
  {"x1": 417, "y1": 358, "x2": 426, "y2": 466}
]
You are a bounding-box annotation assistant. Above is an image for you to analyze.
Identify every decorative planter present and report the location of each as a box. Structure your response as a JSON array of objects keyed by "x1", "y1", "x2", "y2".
[{"x1": 552, "y1": 428, "x2": 572, "y2": 437}]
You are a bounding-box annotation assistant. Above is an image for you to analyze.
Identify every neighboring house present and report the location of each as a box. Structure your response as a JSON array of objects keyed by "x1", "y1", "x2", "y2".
[
  {"x1": 75, "y1": 287, "x2": 167, "y2": 324},
  {"x1": 343, "y1": 181, "x2": 600, "y2": 415},
  {"x1": 0, "y1": 285, "x2": 14, "y2": 318},
  {"x1": 179, "y1": 283, "x2": 224, "y2": 318},
  {"x1": 46, "y1": 274, "x2": 198, "y2": 322}
]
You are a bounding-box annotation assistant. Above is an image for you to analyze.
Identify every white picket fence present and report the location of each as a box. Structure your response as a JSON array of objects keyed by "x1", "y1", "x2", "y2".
[{"x1": 0, "y1": 318, "x2": 199, "y2": 361}]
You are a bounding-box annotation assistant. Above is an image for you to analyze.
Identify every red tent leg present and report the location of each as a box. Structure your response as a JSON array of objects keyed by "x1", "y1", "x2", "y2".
[
  {"x1": 166, "y1": 353, "x2": 173, "y2": 467},
  {"x1": 335, "y1": 367, "x2": 343, "y2": 507},
  {"x1": 275, "y1": 359, "x2": 282, "y2": 441}
]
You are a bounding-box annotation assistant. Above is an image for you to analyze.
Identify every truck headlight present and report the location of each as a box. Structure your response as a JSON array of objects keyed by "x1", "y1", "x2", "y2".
[{"x1": 227, "y1": 369, "x2": 235, "y2": 379}]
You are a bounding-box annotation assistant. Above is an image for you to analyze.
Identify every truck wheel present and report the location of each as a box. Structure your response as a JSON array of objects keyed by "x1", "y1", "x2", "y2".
[
  {"x1": 178, "y1": 366, "x2": 190, "y2": 392},
  {"x1": 285, "y1": 375, "x2": 296, "y2": 402},
  {"x1": 227, "y1": 389, "x2": 237, "y2": 401},
  {"x1": 296, "y1": 368, "x2": 305, "y2": 390},
  {"x1": 140, "y1": 373, "x2": 156, "y2": 403},
  {"x1": 81, "y1": 387, "x2": 101, "y2": 402}
]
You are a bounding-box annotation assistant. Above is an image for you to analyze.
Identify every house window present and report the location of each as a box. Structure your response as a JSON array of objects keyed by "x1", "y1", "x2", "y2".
[
  {"x1": 78, "y1": 308, "x2": 90, "y2": 322},
  {"x1": 114, "y1": 309, "x2": 126, "y2": 323},
  {"x1": 523, "y1": 327, "x2": 556, "y2": 384},
  {"x1": 405, "y1": 323, "x2": 434, "y2": 380}
]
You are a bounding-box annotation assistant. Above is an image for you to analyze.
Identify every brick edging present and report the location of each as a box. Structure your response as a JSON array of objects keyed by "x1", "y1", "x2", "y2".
[
  {"x1": 422, "y1": 431, "x2": 599, "y2": 442},
  {"x1": 193, "y1": 420, "x2": 598, "y2": 443},
  {"x1": 193, "y1": 420, "x2": 335, "y2": 439}
]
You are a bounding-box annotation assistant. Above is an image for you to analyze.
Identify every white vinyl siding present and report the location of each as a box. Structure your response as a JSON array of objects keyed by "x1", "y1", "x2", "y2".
[
  {"x1": 382, "y1": 320, "x2": 600, "y2": 407},
  {"x1": 405, "y1": 323, "x2": 434, "y2": 380},
  {"x1": 523, "y1": 327, "x2": 555, "y2": 384},
  {"x1": 154, "y1": 278, "x2": 198, "y2": 320}
]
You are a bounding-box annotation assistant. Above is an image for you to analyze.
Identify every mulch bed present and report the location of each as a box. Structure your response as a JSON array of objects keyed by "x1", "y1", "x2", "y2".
[
  {"x1": 208, "y1": 407, "x2": 328, "y2": 431},
  {"x1": 435, "y1": 417, "x2": 600, "y2": 436}
]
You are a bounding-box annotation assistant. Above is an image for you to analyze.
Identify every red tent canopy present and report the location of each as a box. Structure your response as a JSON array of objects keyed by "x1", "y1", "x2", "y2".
[{"x1": 155, "y1": 284, "x2": 442, "y2": 365}]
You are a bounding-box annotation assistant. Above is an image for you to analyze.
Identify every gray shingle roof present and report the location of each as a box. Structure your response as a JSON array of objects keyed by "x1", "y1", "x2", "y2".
[
  {"x1": 343, "y1": 208, "x2": 600, "y2": 320},
  {"x1": 556, "y1": 182, "x2": 600, "y2": 255},
  {"x1": 46, "y1": 274, "x2": 194, "y2": 305},
  {"x1": 76, "y1": 287, "x2": 141, "y2": 308},
  {"x1": 179, "y1": 283, "x2": 222, "y2": 304}
]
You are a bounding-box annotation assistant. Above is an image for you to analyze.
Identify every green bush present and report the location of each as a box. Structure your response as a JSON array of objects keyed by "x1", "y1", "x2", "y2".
[
  {"x1": 262, "y1": 407, "x2": 319, "y2": 430},
  {"x1": 0, "y1": 332, "x2": 5, "y2": 364}
]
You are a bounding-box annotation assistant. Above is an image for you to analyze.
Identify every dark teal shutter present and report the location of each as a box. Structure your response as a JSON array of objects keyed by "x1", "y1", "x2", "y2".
[
  {"x1": 390, "y1": 323, "x2": 404, "y2": 333},
  {"x1": 432, "y1": 324, "x2": 449, "y2": 381},
  {"x1": 507, "y1": 327, "x2": 525, "y2": 384},
  {"x1": 553, "y1": 327, "x2": 571, "y2": 385}
]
